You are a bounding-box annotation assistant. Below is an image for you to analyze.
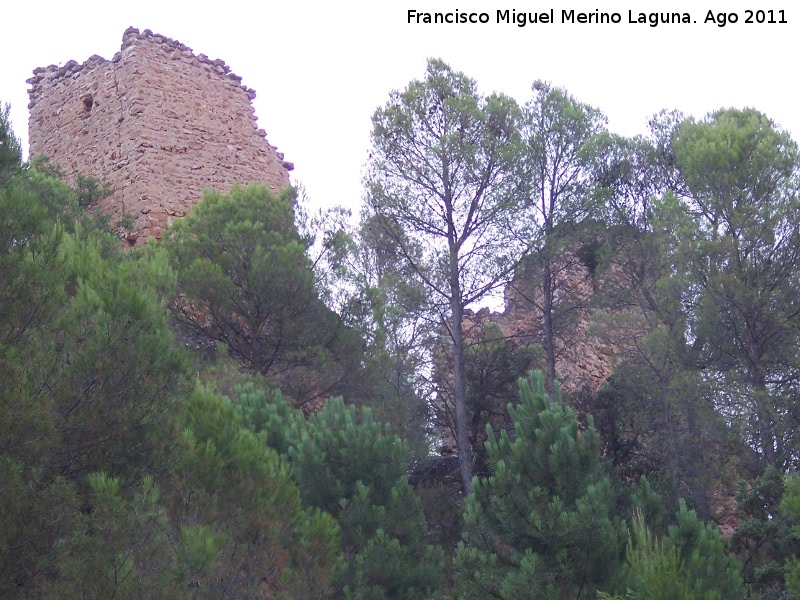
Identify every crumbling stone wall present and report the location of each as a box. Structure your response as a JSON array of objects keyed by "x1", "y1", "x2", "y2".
[
  {"x1": 498, "y1": 254, "x2": 616, "y2": 394},
  {"x1": 28, "y1": 27, "x2": 292, "y2": 244},
  {"x1": 434, "y1": 249, "x2": 621, "y2": 455}
]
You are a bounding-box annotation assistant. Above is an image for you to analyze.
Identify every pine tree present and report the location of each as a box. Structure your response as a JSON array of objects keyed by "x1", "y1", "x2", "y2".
[
  {"x1": 53, "y1": 474, "x2": 180, "y2": 599},
  {"x1": 162, "y1": 183, "x2": 363, "y2": 408},
  {"x1": 457, "y1": 371, "x2": 625, "y2": 599},
  {"x1": 600, "y1": 502, "x2": 743, "y2": 600},
  {"x1": 670, "y1": 109, "x2": 800, "y2": 468},
  {"x1": 730, "y1": 467, "x2": 800, "y2": 597},
  {"x1": 365, "y1": 59, "x2": 524, "y2": 492},
  {"x1": 173, "y1": 388, "x2": 341, "y2": 598},
  {"x1": 0, "y1": 103, "x2": 22, "y2": 183},
  {"x1": 0, "y1": 163, "x2": 191, "y2": 594},
  {"x1": 285, "y1": 397, "x2": 444, "y2": 599}
]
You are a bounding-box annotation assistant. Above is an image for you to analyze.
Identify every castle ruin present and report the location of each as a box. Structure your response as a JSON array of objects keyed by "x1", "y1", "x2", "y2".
[
  {"x1": 27, "y1": 27, "x2": 292, "y2": 245},
  {"x1": 434, "y1": 247, "x2": 618, "y2": 455}
]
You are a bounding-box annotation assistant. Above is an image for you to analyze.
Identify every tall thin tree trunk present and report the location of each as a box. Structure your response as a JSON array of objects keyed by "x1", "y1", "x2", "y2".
[
  {"x1": 451, "y1": 296, "x2": 473, "y2": 494},
  {"x1": 753, "y1": 374, "x2": 776, "y2": 466},
  {"x1": 541, "y1": 246, "x2": 558, "y2": 406},
  {"x1": 746, "y1": 322, "x2": 777, "y2": 466}
]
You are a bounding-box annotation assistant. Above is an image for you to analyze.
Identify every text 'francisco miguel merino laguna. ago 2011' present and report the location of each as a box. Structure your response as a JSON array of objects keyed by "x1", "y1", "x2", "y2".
[{"x1": 407, "y1": 9, "x2": 788, "y2": 27}]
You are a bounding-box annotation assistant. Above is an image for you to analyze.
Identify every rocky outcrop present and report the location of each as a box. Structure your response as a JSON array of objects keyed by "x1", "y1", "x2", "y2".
[{"x1": 28, "y1": 27, "x2": 291, "y2": 244}]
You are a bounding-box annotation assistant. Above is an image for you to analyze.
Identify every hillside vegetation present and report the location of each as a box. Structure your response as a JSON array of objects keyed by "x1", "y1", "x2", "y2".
[{"x1": 2, "y1": 60, "x2": 800, "y2": 598}]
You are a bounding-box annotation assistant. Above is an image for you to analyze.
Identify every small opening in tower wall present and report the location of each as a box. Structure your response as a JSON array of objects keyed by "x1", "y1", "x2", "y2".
[{"x1": 82, "y1": 94, "x2": 93, "y2": 112}]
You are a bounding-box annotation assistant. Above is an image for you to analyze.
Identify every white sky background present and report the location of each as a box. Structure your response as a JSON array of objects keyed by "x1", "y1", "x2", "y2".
[{"x1": 2, "y1": 1, "x2": 798, "y2": 216}]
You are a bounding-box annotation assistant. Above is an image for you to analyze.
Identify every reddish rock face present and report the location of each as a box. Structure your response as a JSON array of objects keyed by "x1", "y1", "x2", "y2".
[{"x1": 28, "y1": 27, "x2": 291, "y2": 245}]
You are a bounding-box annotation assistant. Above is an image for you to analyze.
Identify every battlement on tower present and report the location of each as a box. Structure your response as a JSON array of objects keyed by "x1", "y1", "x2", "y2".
[{"x1": 28, "y1": 27, "x2": 292, "y2": 244}]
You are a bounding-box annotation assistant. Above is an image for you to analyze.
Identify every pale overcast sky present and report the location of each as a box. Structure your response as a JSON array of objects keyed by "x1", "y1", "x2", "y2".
[{"x1": 2, "y1": 1, "x2": 798, "y2": 213}]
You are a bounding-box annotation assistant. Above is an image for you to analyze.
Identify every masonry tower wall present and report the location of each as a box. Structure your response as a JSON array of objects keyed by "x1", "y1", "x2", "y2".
[{"x1": 27, "y1": 27, "x2": 292, "y2": 244}]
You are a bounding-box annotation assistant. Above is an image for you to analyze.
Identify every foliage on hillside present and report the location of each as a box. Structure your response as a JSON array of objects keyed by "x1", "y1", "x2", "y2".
[{"x1": 3, "y1": 61, "x2": 800, "y2": 599}]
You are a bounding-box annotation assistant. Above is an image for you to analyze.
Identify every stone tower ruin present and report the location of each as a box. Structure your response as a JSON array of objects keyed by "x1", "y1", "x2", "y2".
[{"x1": 27, "y1": 27, "x2": 293, "y2": 245}]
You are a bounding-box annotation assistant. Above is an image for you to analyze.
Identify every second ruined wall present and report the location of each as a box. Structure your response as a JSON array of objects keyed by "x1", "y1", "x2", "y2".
[{"x1": 28, "y1": 27, "x2": 292, "y2": 244}]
